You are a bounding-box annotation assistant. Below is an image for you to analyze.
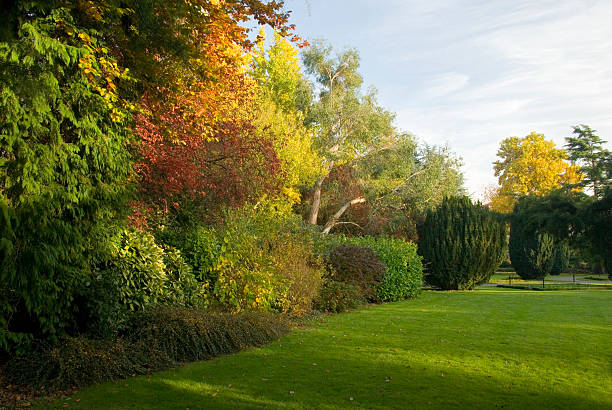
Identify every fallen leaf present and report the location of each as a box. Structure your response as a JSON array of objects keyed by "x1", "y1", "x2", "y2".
[
  {"x1": 228, "y1": 384, "x2": 232, "y2": 387},
  {"x1": 289, "y1": 391, "x2": 294, "y2": 395},
  {"x1": 212, "y1": 393, "x2": 217, "y2": 397},
  {"x1": 349, "y1": 397, "x2": 354, "y2": 401}
]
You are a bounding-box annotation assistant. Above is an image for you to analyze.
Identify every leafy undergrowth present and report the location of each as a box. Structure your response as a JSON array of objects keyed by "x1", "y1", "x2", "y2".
[{"x1": 39, "y1": 289, "x2": 612, "y2": 409}]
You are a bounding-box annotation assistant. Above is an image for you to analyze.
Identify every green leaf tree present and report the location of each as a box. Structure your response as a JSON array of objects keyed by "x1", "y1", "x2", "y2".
[
  {"x1": 0, "y1": 6, "x2": 133, "y2": 349},
  {"x1": 565, "y1": 125, "x2": 611, "y2": 198},
  {"x1": 301, "y1": 40, "x2": 395, "y2": 230}
]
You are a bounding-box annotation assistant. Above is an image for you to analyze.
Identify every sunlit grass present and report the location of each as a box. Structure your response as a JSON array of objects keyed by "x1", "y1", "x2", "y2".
[{"x1": 42, "y1": 289, "x2": 612, "y2": 409}]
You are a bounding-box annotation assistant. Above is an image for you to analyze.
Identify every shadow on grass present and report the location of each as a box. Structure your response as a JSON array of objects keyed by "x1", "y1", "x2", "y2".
[{"x1": 66, "y1": 354, "x2": 609, "y2": 410}]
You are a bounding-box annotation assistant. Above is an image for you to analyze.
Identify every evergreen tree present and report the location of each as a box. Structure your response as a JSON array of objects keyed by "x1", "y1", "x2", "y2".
[
  {"x1": 550, "y1": 242, "x2": 570, "y2": 275},
  {"x1": 0, "y1": 5, "x2": 133, "y2": 349},
  {"x1": 509, "y1": 199, "x2": 556, "y2": 280},
  {"x1": 418, "y1": 196, "x2": 507, "y2": 290},
  {"x1": 565, "y1": 125, "x2": 611, "y2": 198}
]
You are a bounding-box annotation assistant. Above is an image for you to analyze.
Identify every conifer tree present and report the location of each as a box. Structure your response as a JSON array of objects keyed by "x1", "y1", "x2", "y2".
[{"x1": 418, "y1": 196, "x2": 507, "y2": 290}]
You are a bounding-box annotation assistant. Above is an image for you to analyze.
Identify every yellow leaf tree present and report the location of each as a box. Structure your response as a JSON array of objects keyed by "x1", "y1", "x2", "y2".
[{"x1": 488, "y1": 132, "x2": 582, "y2": 213}]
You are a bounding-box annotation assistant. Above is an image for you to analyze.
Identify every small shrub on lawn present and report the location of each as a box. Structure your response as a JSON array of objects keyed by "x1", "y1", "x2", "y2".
[
  {"x1": 325, "y1": 245, "x2": 386, "y2": 302},
  {"x1": 3, "y1": 307, "x2": 289, "y2": 391},
  {"x1": 316, "y1": 235, "x2": 423, "y2": 301},
  {"x1": 314, "y1": 280, "x2": 364, "y2": 313}
]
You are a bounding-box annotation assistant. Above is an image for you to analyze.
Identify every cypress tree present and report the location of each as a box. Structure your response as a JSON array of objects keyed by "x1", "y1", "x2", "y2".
[{"x1": 418, "y1": 196, "x2": 507, "y2": 290}]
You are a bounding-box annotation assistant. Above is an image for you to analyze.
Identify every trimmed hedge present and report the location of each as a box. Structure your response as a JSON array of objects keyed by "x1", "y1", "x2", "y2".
[
  {"x1": 3, "y1": 307, "x2": 289, "y2": 391},
  {"x1": 316, "y1": 234, "x2": 423, "y2": 301}
]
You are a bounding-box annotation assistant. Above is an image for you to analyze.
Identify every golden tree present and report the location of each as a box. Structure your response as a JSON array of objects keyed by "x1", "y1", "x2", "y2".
[{"x1": 488, "y1": 132, "x2": 582, "y2": 213}]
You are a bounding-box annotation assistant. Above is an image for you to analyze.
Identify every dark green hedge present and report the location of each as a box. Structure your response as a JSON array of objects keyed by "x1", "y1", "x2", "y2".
[{"x1": 3, "y1": 307, "x2": 289, "y2": 391}]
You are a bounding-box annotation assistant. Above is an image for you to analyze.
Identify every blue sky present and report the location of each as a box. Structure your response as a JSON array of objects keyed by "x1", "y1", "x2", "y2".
[{"x1": 280, "y1": 0, "x2": 612, "y2": 199}]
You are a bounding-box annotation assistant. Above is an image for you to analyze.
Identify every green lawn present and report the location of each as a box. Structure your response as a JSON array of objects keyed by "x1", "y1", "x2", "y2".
[{"x1": 43, "y1": 289, "x2": 612, "y2": 409}]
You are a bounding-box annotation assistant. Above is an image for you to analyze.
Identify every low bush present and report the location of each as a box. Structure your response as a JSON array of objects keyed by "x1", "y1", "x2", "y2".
[
  {"x1": 316, "y1": 235, "x2": 423, "y2": 301},
  {"x1": 106, "y1": 229, "x2": 169, "y2": 311},
  {"x1": 178, "y1": 206, "x2": 324, "y2": 315},
  {"x1": 326, "y1": 245, "x2": 386, "y2": 302},
  {"x1": 314, "y1": 280, "x2": 363, "y2": 313},
  {"x1": 161, "y1": 247, "x2": 207, "y2": 307},
  {"x1": 3, "y1": 307, "x2": 289, "y2": 391}
]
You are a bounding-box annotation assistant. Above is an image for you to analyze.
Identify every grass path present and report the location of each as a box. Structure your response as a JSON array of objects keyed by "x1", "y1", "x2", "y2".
[{"x1": 44, "y1": 289, "x2": 612, "y2": 409}]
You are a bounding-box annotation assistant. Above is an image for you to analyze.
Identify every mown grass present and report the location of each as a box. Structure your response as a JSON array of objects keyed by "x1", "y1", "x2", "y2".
[{"x1": 42, "y1": 289, "x2": 612, "y2": 409}]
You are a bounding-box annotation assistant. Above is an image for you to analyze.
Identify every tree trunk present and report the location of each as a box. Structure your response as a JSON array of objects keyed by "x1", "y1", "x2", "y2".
[
  {"x1": 308, "y1": 177, "x2": 325, "y2": 225},
  {"x1": 308, "y1": 161, "x2": 334, "y2": 226},
  {"x1": 322, "y1": 197, "x2": 366, "y2": 234}
]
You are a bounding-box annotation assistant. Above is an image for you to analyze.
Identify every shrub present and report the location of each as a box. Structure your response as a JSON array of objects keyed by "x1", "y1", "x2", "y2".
[
  {"x1": 181, "y1": 226, "x2": 224, "y2": 284},
  {"x1": 175, "y1": 205, "x2": 323, "y2": 314},
  {"x1": 161, "y1": 247, "x2": 207, "y2": 307},
  {"x1": 314, "y1": 280, "x2": 363, "y2": 313},
  {"x1": 418, "y1": 196, "x2": 507, "y2": 290},
  {"x1": 3, "y1": 307, "x2": 289, "y2": 391},
  {"x1": 550, "y1": 242, "x2": 571, "y2": 275},
  {"x1": 509, "y1": 220, "x2": 555, "y2": 281},
  {"x1": 106, "y1": 229, "x2": 168, "y2": 311},
  {"x1": 315, "y1": 234, "x2": 423, "y2": 301},
  {"x1": 271, "y1": 234, "x2": 324, "y2": 316},
  {"x1": 326, "y1": 245, "x2": 386, "y2": 302}
]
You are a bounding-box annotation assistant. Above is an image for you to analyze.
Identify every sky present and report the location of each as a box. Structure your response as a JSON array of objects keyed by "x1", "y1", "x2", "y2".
[{"x1": 279, "y1": 0, "x2": 612, "y2": 200}]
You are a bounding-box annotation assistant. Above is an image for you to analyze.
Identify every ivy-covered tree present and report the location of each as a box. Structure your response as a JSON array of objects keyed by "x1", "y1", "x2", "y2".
[
  {"x1": 418, "y1": 196, "x2": 507, "y2": 290},
  {"x1": 550, "y1": 241, "x2": 571, "y2": 275}
]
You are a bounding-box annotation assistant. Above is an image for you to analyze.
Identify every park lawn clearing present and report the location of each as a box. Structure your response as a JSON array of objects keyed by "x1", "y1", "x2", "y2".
[{"x1": 42, "y1": 289, "x2": 611, "y2": 409}]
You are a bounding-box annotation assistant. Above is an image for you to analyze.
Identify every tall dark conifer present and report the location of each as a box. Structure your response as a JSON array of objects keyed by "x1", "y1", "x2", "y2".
[{"x1": 418, "y1": 196, "x2": 507, "y2": 290}]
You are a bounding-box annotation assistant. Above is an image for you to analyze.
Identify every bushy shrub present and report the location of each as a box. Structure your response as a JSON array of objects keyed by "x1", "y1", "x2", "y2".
[
  {"x1": 509, "y1": 222, "x2": 555, "y2": 281},
  {"x1": 550, "y1": 242, "x2": 571, "y2": 275},
  {"x1": 106, "y1": 229, "x2": 168, "y2": 311},
  {"x1": 418, "y1": 196, "x2": 507, "y2": 290},
  {"x1": 315, "y1": 234, "x2": 423, "y2": 301},
  {"x1": 181, "y1": 226, "x2": 224, "y2": 283},
  {"x1": 271, "y1": 234, "x2": 324, "y2": 316},
  {"x1": 161, "y1": 247, "x2": 207, "y2": 307},
  {"x1": 314, "y1": 280, "x2": 363, "y2": 313},
  {"x1": 326, "y1": 245, "x2": 386, "y2": 302},
  {"x1": 174, "y1": 205, "x2": 323, "y2": 314},
  {"x1": 4, "y1": 307, "x2": 289, "y2": 391}
]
